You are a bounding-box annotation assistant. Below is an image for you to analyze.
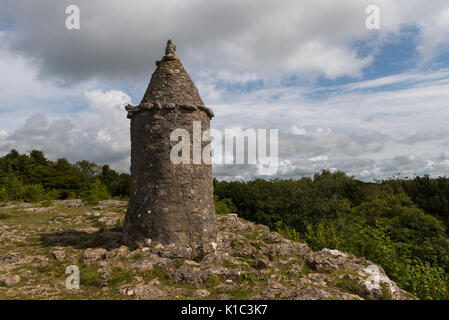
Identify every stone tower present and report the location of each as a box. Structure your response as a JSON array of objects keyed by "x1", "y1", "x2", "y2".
[{"x1": 124, "y1": 40, "x2": 217, "y2": 252}]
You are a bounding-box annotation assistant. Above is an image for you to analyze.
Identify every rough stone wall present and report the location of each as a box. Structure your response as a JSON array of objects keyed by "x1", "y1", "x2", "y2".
[
  {"x1": 124, "y1": 42, "x2": 217, "y2": 252},
  {"x1": 124, "y1": 106, "x2": 216, "y2": 250}
]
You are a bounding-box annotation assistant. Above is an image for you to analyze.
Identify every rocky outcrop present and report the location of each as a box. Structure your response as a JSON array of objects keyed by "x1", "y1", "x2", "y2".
[
  {"x1": 116, "y1": 213, "x2": 413, "y2": 300},
  {"x1": 0, "y1": 199, "x2": 415, "y2": 300}
]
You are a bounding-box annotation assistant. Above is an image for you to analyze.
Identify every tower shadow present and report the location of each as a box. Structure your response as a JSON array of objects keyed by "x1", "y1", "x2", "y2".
[{"x1": 39, "y1": 226, "x2": 124, "y2": 250}]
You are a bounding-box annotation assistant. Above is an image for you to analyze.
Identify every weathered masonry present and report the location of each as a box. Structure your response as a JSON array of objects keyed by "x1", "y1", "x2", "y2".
[{"x1": 124, "y1": 40, "x2": 217, "y2": 252}]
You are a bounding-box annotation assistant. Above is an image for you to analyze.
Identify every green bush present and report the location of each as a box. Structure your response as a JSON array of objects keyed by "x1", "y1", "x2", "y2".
[
  {"x1": 108, "y1": 267, "x2": 134, "y2": 286},
  {"x1": 298, "y1": 222, "x2": 342, "y2": 251},
  {"x1": 275, "y1": 193, "x2": 449, "y2": 300},
  {"x1": 83, "y1": 179, "x2": 111, "y2": 202},
  {"x1": 0, "y1": 186, "x2": 7, "y2": 202},
  {"x1": 214, "y1": 195, "x2": 237, "y2": 215},
  {"x1": 215, "y1": 172, "x2": 449, "y2": 300},
  {"x1": 399, "y1": 259, "x2": 449, "y2": 300},
  {"x1": 79, "y1": 264, "x2": 102, "y2": 288},
  {"x1": 22, "y1": 184, "x2": 45, "y2": 203},
  {"x1": 0, "y1": 150, "x2": 131, "y2": 200},
  {"x1": 40, "y1": 199, "x2": 54, "y2": 207},
  {"x1": 2, "y1": 175, "x2": 24, "y2": 201},
  {"x1": 44, "y1": 189, "x2": 61, "y2": 201},
  {"x1": 276, "y1": 221, "x2": 302, "y2": 242}
]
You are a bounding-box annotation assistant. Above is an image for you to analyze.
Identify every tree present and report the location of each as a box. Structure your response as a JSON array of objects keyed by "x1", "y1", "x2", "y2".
[
  {"x1": 29, "y1": 150, "x2": 48, "y2": 166},
  {"x1": 84, "y1": 179, "x2": 111, "y2": 202}
]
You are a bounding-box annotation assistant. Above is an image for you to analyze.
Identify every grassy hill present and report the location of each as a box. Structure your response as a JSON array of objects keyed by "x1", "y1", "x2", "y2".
[{"x1": 0, "y1": 200, "x2": 413, "y2": 300}]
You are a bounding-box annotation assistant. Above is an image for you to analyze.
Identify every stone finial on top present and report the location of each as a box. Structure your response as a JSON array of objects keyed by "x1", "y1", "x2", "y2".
[
  {"x1": 163, "y1": 39, "x2": 177, "y2": 61},
  {"x1": 165, "y1": 39, "x2": 176, "y2": 56}
]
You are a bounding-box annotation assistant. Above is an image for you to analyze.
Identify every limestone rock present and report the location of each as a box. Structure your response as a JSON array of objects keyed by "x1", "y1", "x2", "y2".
[
  {"x1": 0, "y1": 253, "x2": 21, "y2": 265},
  {"x1": 0, "y1": 274, "x2": 21, "y2": 286},
  {"x1": 254, "y1": 258, "x2": 270, "y2": 269},
  {"x1": 193, "y1": 289, "x2": 211, "y2": 298},
  {"x1": 0, "y1": 206, "x2": 415, "y2": 300},
  {"x1": 157, "y1": 244, "x2": 192, "y2": 259},
  {"x1": 24, "y1": 207, "x2": 55, "y2": 214},
  {"x1": 54, "y1": 199, "x2": 83, "y2": 208},
  {"x1": 134, "y1": 285, "x2": 166, "y2": 299},
  {"x1": 52, "y1": 248, "x2": 66, "y2": 262},
  {"x1": 170, "y1": 264, "x2": 206, "y2": 286},
  {"x1": 83, "y1": 248, "x2": 107, "y2": 263}
]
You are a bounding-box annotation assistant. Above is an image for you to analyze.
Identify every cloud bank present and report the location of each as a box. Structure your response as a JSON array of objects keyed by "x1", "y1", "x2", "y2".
[
  {"x1": 2, "y1": 0, "x2": 449, "y2": 83},
  {"x1": 1, "y1": 68, "x2": 449, "y2": 180},
  {"x1": 1, "y1": 0, "x2": 449, "y2": 181}
]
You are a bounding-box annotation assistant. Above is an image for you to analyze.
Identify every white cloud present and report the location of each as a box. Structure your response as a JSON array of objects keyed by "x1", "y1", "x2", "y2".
[
  {"x1": 1, "y1": 1, "x2": 449, "y2": 181},
  {"x1": 425, "y1": 150, "x2": 449, "y2": 173},
  {"x1": 0, "y1": 33, "x2": 98, "y2": 131},
  {"x1": 1, "y1": 63, "x2": 448, "y2": 181},
  {"x1": 205, "y1": 67, "x2": 449, "y2": 180},
  {"x1": 417, "y1": 8, "x2": 449, "y2": 61},
  {"x1": 0, "y1": 90, "x2": 132, "y2": 172},
  {"x1": 285, "y1": 41, "x2": 373, "y2": 79},
  {"x1": 2, "y1": 0, "x2": 449, "y2": 83},
  {"x1": 308, "y1": 155, "x2": 329, "y2": 162}
]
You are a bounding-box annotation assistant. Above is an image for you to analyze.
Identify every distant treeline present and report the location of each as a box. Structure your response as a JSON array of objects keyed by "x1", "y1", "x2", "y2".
[
  {"x1": 214, "y1": 171, "x2": 449, "y2": 300},
  {"x1": 0, "y1": 149, "x2": 130, "y2": 202}
]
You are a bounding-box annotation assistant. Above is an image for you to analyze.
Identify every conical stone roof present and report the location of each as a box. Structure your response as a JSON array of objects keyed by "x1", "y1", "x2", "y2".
[{"x1": 140, "y1": 40, "x2": 204, "y2": 106}]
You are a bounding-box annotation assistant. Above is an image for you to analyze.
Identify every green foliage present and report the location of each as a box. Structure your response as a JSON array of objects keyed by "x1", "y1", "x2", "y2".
[
  {"x1": 100, "y1": 165, "x2": 130, "y2": 198},
  {"x1": 214, "y1": 195, "x2": 237, "y2": 215},
  {"x1": 333, "y1": 274, "x2": 369, "y2": 299},
  {"x1": 298, "y1": 223, "x2": 342, "y2": 251},
  {"x1": 215, "y1": 171, "x2": 449, "y2": 300},
  {"x1": 0, "y1": 186, "x2": 8, "y2": 202},
  {"x1": 40, "y1": 199, "x2": 53, "y2": 207},
  {"x1": 276, "y1": 221, "x2": 302, "y2": 242},
  {"x1": 204, "y1": 275, "x2": 222, "y2": 288},
  {"x1": 400, "y1": 175, "x2": 449, "y2": 229},
  {"x1": 140, "y1": 267, "x2": 170, "y2": 284},
  {"x1": 0, "y1": 150, "x2": 130, "y2": 202},
  {"x1": 2, "y1": 175, "x2": 25, "y2": 201},
  {"x1": 79, "y1": 264, "x2": 102, "y2": 288},
  {"x1": 22, "y1": 184, "x2": 45, "y2": 202},
  {"x1": 83, "y1": 179, "x2": 111, "y2": 202},
  {"x1": 400, "y1": 259, "x2": 449, "y2": 300},
  {"x1": 214, "y1": 171, "x2": 359, "y2": 234},
  {"x1": 108, "y1": 267, "x2": 134, "y2": 286}
]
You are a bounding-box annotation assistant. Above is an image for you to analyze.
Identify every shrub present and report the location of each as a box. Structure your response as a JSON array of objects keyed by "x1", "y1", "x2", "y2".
[
  {"x1": 108, "y1": 267, "x2": 134, "y2": 286},
  {"x1": 2, "y1": 175, "x2": 24, "y2": 201},
  {"x1": 0, "y1": 186, "x2": 7, "y2": 202},
  {"x1": 400, "y1": 259, "x2": 449, "y2": 300},
  {"x1": 22, "y1": 184, "x2": 45, "y2": 202},
  {"x1": 40, "y1": 199, "x2": 53, "y2": 207},
  {"x1": 214, "y1": 195, "x2": 237, "y2": 215},
  {"x1": 79, "y1": 264, "x2": 102, "y2": 288},
  {"x1": 44, "y1": 189, "x2": 61, "y2": 201},
  {"x1": 83, "y1": 179, "x2": 111, "y2": 202},
  {"x1": 276, "y1": 221, "x2": 302, "y2": 242}
]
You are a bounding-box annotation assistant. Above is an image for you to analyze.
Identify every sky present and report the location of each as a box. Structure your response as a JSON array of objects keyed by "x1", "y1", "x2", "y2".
[{"x1": 0, "y1": 0, "x2": 449, "y2": 181}]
